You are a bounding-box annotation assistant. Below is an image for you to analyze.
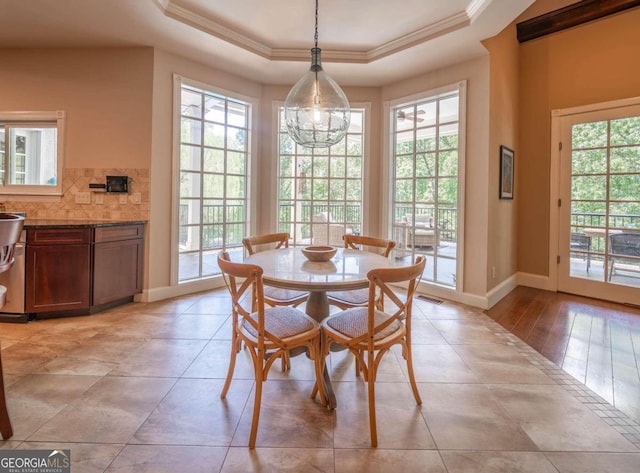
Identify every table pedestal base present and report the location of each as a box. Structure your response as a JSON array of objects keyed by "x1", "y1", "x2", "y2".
[
  {"x1": 305, "y1": 291, "x2": 336, "y2": 409},
  {"x1": 305, "y1": 291, "x2": 329, "y2": 323}
]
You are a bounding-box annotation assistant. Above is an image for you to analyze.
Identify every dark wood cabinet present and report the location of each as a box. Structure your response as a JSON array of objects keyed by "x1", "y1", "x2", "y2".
[
  {"x1": 24, "y1": 222, "x2": 145, "y2": 317},
  {"x1": 93, "y1": 224, "x2": 144, "y2": 306},
  {"x1": 25, "y1": 228, "x2": 92, "y2": 313}
]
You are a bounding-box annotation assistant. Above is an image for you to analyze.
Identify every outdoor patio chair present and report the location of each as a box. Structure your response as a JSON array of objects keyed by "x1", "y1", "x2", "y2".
[
  {"x1": 397, "y1": 214, "x2": 440, "y2": 249},
  {"x1": 311, "y1": 212, "x2": 352, "y2": 246},
  {"x1": 609, "y1": 232, "x2": 640, "y2": 279},
  {"x1": 320, "y1": 255, "x2": 426, "y2": 447},
  {"x1": 217, "y1": 251, "x2": 326, "y2": 448},
  {"x1": 570, "y1": 232, "x2": 591, "y2": 273}
]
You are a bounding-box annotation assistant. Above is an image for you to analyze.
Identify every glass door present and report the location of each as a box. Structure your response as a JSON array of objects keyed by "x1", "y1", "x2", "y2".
[{"x1": 558, "y1": 103, "x2": 640, "y2": 304}]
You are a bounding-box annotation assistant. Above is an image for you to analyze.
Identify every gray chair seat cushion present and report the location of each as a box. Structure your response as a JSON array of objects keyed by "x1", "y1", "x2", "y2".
[
  {"x1": 327, "y1": 288, "x2": 368, "y2": 306},
  {"x1": 264, "y1": 286, "x2": 306, "y2": 303},
  {"x1": 324, "y1": 307, "x2": 402, "y2": 340},
  {"x1": 243, "y1": 306, "x2": 317, "y2": 339}
]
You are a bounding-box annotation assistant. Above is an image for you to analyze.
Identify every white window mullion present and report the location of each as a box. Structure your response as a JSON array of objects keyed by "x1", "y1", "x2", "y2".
[
  {"x1": 175, "y1": 79, "x2": 251, "y2": 283},
  {"x1": 389, "y1": 86, "x2": 463, "y2": 289},
  {"x1": 277, "y1": 107, "x2": 365, "y2": 246}
]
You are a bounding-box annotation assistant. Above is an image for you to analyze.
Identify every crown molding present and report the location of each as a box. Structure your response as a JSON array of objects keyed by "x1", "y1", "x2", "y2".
[
  {"x1": 365, "y1": 10, "x2": 470, "y2": 62},
  {"x1": 466, "y1": 0, "x2": 492, "y2": 20},
  {"x1": 162, "y1": 1, "x2": 272, "y2": 59},
  {"x1": 157, "y1": 0, "x2": 490, "y2": 64}
]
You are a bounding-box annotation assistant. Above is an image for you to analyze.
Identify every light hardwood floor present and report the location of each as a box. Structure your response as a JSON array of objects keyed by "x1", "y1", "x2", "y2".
[{"x1": 486, "y1": 286, "x2": 640, "y2": 421}]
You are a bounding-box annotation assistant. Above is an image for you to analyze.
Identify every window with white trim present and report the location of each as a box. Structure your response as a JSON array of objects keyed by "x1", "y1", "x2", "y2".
[
  {"x1": 277, "y1": 107, "x2": 364, "y2": 246},
  {"x1": 176, "y1": 80, "x2": 251, "y2": 282},
  {"x1": 390, "y1": 87, "x2": 463, "y2": 287},
  {"x1": 0, "y1": 111, "x2": 64, "y2": 195}
]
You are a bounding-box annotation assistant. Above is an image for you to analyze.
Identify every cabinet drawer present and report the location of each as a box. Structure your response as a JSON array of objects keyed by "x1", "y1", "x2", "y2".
[
  {"x1": 27, "y1": 227, "x2": 91, "y2": 245},
  {"x1": 94, "y1": 224, "x2": 144, "y2": 243}
]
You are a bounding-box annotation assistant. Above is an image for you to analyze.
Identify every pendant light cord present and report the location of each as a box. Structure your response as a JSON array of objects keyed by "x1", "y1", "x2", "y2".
[{"x1": 314, "y1": 0, "x2": 319, "y2": 49}]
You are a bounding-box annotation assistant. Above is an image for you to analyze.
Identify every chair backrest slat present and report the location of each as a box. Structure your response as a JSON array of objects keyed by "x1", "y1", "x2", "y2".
[
  {"x1": 218, "y1": 251, "x2": 266, "y2": 342},
  {"x1": 242, "y1": 233, "x2": 290, "y2": 255},
  {"x1": 343, "y1": 234, "x2": 395, "y2": 257},
  {"x1": 364, "y1": 256, "x2": 426, "y2": 342}
]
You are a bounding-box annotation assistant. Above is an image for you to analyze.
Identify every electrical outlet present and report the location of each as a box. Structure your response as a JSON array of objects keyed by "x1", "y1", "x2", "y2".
[
  {"x1": 75, "y1": 192, "x2": 90, "y2": 204},
  {"x1": 131, "y1": 192, "x2": 141, "y2": 205},
  {"x1": 95, "y1": 193, "x2": 104, "y2": 205},
  {"x1": 119, "y1": 194, "x2": 128, "y2": 205},
  {"x1": 491, "y1": 266, "x2": 496, "y2": 279}
]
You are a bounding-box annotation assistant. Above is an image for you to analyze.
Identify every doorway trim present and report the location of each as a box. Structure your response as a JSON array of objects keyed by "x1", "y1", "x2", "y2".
[{"x1": 549, "y1": 95, "x2": 640, "y2": 295}]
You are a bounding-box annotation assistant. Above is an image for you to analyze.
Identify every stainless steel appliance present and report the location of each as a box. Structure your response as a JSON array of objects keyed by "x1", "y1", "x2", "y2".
[{"x1": 0, "y1": 229, "x2": 26, "y2": 321}]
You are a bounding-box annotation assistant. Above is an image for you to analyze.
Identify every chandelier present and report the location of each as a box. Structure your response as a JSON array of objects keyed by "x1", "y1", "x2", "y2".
[{"x1": 283, "y1": 0, "x2": 351, "y2": 148}]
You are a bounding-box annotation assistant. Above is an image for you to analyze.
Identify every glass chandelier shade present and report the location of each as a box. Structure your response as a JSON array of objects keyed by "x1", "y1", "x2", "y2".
[{"x1": 284, "y1": 2, "x2": 350, "y2": 148}]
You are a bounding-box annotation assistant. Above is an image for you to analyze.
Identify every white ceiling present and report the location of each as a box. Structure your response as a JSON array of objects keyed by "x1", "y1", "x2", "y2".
[{"x1": 0, "y1": 0, "x2": 536, "y2": 86}]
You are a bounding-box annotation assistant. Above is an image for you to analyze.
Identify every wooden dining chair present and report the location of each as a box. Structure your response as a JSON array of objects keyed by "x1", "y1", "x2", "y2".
[
  {"x1": 0, "y1": 348, "x2": 12, "y2": 439},
  {"x1": 217, "y1": 251, "x2": 327, "y2": 448},
  {"x1": 327, "y1": 234, "x2": 396, "y2": 310},
  {"x1": 242, "y1": 233, "x2": 308, "y2": 308},
  {"x1": 321, "y1": 255, "x2": 426, "y2": 447}
]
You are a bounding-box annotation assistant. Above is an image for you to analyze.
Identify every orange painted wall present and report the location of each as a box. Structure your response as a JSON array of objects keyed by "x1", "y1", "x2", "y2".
[
  {"x1": 483, "y1": 23, "x2": 520, "y2": 291},
  {"x1": 0, "y1": 48, "x2": 153, "y2": 169},
  {"x1": 517, "y1": 7, "x2": 640, "y2": 276}
]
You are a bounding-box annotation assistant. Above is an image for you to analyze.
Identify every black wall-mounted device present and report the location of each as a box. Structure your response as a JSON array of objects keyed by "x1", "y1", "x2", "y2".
[{"x1": 105, "y1": 176, "x2": 129, "y2": 193}]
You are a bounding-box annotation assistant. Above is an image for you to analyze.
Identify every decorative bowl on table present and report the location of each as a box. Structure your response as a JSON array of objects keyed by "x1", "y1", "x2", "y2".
[{"x1": 301, "y1": 245, "x2": 337, "y2": 262}]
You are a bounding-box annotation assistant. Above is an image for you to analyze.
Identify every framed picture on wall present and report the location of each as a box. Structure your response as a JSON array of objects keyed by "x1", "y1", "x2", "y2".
[{"x1": 499, "y1": 145, "x2": 514, "y2": 199}]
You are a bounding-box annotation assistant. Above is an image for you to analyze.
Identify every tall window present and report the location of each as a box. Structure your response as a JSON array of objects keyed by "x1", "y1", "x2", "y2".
[
  {"x1": 176, "y1": 80, "x2": 250, "y2": 282},
  {"x1": 390, "y1": 87, "x2": 462, "y2": 287},
  {"x1": 0, "y1": 112, "x2": 64, "y2": 195},
  {"x1": 277, "y1": 107, "x2": 364, "y2": 245}
]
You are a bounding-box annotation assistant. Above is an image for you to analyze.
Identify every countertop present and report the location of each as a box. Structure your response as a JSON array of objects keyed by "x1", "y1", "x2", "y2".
[{"x1": 22, "y1": 219, "x2": 147, "y2": 229}]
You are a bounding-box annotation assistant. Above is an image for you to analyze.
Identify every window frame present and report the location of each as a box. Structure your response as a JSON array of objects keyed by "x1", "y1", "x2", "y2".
[
  {"x1": 0, "y1": 111, "x2": 65, "y2": 197},
  {"x1": 275, "y1": 103, "x2": 369, "y2": 246},
  {"x1": 383, "y1": 81, "x2": 466, "y2": 293},
  {"x1": 171, "y1": 74, "x2": 256, "y2": 285}
]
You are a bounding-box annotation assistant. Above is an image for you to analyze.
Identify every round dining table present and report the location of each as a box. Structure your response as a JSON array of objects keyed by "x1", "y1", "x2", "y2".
[
  {"x1": 245, "y1": 247, "x2": 402, "y2": 322},
  {"x1": 245, "y1": 246, "x2": 405, "y2": 408}
]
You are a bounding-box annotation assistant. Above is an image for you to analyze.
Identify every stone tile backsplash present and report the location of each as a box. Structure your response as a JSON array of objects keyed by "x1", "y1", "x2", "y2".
[{"x1": 2, "y1": 168, "x2": 149, "y2": 221}]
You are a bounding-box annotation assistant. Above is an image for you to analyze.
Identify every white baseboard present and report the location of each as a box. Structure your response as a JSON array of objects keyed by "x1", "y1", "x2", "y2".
[
  {"x1": 518, "y1": 272, "x2": 554, "y2": 291},
  {"x1": 138, "y1": 277, "x2": 226, "y2": 303},
  {"x1": 415, "y1": 283, "x2": 490, "y2": 309},
  {"x1": 136, "y1": 271, "x2": 553, "y2": 309},
  {"x1": 486, "y1": 273, "x2": 519, "y2": 309},
  {"x1": 416, "y1": 272, "x2": 549, "y2": 310}
]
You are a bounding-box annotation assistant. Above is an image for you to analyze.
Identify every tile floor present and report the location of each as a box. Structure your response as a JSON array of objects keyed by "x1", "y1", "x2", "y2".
[
  {"x1": 1, "y1": 289, "x2": 640, "y2": 472},
  {"x1": 486, "y1": 286, "x2": 640, "y2": 422}
]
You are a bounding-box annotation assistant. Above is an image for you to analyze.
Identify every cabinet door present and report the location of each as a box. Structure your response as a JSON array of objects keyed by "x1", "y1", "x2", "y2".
[
  {"x1": 93, "y1": 239, "x2": 143, "y2": 306},
  {"x1": 25, "y1": 244, "x2": 91, "y2": 312}
]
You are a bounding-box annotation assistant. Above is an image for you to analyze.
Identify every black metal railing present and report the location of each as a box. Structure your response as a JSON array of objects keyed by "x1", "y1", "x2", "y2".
[
  {"x1": 278, "y1": 203, "x2": 363, "y2": 226},
  {"x1": 571, "y1": 212, "x2": 640, "y2": 230},
  {"x1": 181, "y1": 203, "x2": 461, "y2": 245},
  {"x1": 180, "y1": 205, "x2": 640, "y2": 251},
  {"x1": 571, "y1": 213, "x2": 640, "y2": 253},
  {"x1": 179, "y1": 203, "x2": 245, "y2": 247}
]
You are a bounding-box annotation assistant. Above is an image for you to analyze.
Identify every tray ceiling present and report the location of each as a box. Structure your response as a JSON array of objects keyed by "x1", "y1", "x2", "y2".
[{"x1": 0, "y1": 0, "x2": 536, "y2": 86}]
